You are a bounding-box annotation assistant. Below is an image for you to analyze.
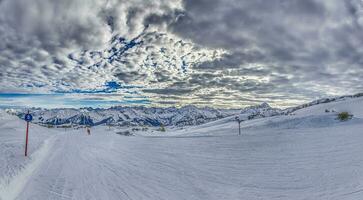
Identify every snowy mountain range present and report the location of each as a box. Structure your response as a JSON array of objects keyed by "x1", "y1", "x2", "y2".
[
  {"x1": 9, "y1": 93, "x2": 363, "y2": 127},
  {"x1": 10, "y1": 103, "x2": 281, "y2": 127},
  {"x1": 13, "y1": 106, "x2": 240, "y2": 127}
]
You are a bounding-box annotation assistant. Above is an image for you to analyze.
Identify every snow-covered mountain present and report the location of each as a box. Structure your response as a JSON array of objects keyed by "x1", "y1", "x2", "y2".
[
  {"x1": 235, "y1": 102, "x2": 283, "y2": 121},
  {"x1": 12, "y1": 102, "x2": 284, "y2": 127},
  {"x1": 13, "y1": 106, "x2": 240, "y2": 127},
  {"x1": 11, "y1": 93, "x2": 363, "y2": 127}
]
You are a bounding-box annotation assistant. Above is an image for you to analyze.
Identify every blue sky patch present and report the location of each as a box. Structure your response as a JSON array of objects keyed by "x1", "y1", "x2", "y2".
[{"x1": 0, "y1": 93, "x2": 151, "y2": 108}]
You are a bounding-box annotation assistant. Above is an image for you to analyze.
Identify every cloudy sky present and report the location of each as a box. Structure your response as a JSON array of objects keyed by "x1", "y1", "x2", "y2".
[{"x1": 1, "y1": 0, "x2": 363, "y2": 108}]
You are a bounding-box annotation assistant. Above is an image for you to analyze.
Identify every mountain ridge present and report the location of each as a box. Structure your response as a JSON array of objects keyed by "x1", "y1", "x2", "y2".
[{"x1": 7, "y1": 93, "x2": 363, "y2": 127}]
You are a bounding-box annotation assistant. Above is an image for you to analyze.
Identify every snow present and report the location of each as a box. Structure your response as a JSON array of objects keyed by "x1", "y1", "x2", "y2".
[
  {"x1": 0, "y1": 96, "x2": 363, "y2": 199},
  {"x1": 1, "y1": 136, "x2": 56, "y2": 200},
  {"x1": 0, "y1": 111, "x2": 57, "y2": 200},
  {"x1": 293, "y1": 96, "x2": 363, "y2": 118}
]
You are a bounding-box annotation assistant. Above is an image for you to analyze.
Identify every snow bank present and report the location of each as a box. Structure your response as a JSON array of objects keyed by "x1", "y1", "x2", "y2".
[
  {"x1": 0, "y1": 110, "x2": 57, "y2": 200},
  {"x1": 0, "y1": 136, "x2": 56, "y2": 200}
]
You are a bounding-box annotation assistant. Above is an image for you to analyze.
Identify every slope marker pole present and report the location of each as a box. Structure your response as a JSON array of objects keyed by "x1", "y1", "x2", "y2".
[
  {"x1": 235, "y1": 116, "x2": 242, "y2": 136},
  {"x1": 24, "y1": 110, "x2": 33, "y2": 157},
  {"x1": 25, "y1": 121, "x2": 29, "y2": 156}
]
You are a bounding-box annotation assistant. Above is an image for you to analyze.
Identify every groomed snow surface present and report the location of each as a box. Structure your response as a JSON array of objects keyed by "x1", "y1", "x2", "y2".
[{"x1": 1, "y1": 97, "x2": 363, "y2": 200}]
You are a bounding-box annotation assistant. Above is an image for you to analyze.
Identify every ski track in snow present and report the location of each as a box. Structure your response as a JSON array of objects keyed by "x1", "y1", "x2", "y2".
[
  {"x1": 0, "y1": 136, "x2": 56, "y2": 200},
  {"x1": 14, "y1": 124, "x2": 363, "y2": 200},
  {"x1": 0, "y1": 96, "x2": 363, "y2": 200}
]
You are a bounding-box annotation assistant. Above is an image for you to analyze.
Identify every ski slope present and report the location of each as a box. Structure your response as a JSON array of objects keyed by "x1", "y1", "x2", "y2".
[
  {"x1": 0, "y1": 96, "x2": 363, "y2": 200},
  {"x1": 0, "y1": 111, "x2": 59, "y2": 200}
]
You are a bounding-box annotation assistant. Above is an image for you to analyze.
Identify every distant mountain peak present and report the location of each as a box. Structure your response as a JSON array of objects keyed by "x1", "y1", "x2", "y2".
[{"x1": 257, "y1": 102, "x2": 270, "y2": 108}]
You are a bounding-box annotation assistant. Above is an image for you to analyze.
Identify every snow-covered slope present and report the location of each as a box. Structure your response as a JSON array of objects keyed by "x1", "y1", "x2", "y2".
[
  {"x1": 173, "y1": 94, "x2": 363, "y2": 137},
  {"x1": 0, "y1": 110, "x2": 57, "y2": 199},
  {"x1": 1, "y1": 95, "x2": 363, "y2": 200},
  {"x1": 284, "y1": 93, "x2": 363, "y2": 114},
  {"x1": 292, "y1": 95, "x2": 363, "y2": 118}
]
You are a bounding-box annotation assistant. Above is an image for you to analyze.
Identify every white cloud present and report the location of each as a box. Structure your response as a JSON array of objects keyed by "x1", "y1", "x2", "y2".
[{"x1": 1, "y1": 0, "x2": 363, "y2": 108}]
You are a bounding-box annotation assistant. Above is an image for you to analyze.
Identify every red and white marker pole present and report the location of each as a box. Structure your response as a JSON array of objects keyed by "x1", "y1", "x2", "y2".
[
  {"x1": 25, "y1": 119, "x2": 29, "y2": 156},
  {"x1": 24, "y1": 110, "x2": 33, "y2": 157}
]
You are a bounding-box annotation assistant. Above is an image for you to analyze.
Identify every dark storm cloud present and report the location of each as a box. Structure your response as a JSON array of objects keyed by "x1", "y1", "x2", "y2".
[
  {"x1": 152, "y1": 71, "x2": 175, "y2": 82},
  {"x1": 165, "y1": 0, "x2": 363, "y2": 102},
  {"x1": 0, "y1": 0, "x2": 112, "y2": 53},
  {"x1": 195, "y1": 51, "x2": 266, "y2": 70},
  {"x1": 171, "y1": 0, "x2": 327, "y2": 50},
  {"x1": 144, "y1": 10, "x2": 183, "y2": 27},
  {"x1": 143, "y1": 87, "x2": 195, "y2": 95},
  {"x1": 114, "y1": 71, "x2": 148, "y2": 84}
]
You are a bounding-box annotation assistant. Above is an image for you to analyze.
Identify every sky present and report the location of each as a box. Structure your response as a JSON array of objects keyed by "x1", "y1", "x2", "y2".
[{"x1": 1, "y1": 0, "x2": 363, "y2": 109}]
